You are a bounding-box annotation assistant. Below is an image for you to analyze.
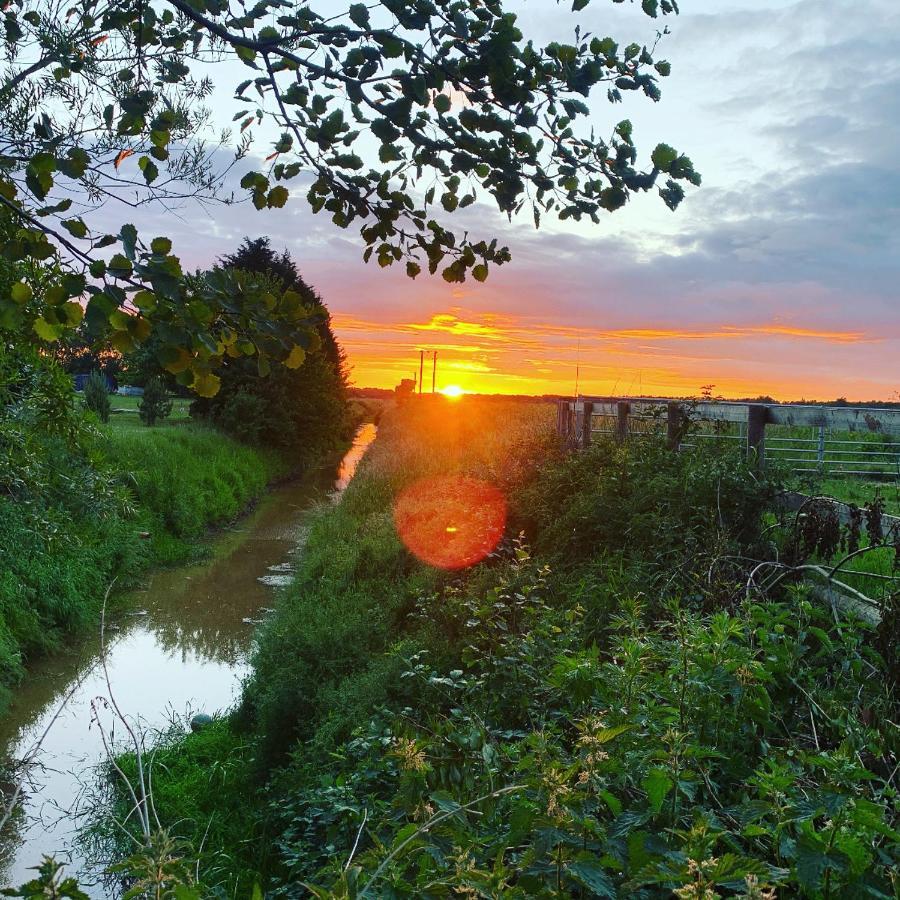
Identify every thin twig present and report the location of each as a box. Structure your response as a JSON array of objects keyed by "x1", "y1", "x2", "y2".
[{"x1": 344, "y1": 807, "x2": 368, "y2": 872}]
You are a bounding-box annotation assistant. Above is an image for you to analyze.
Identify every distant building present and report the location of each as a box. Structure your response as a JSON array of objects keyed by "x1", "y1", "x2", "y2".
[{"x1": 73, "y1": 373, "x2": 117, "y2": 393}]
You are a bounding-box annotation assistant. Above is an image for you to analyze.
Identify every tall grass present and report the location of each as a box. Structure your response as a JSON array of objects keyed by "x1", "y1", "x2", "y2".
[
  {"x1": 103, "y1": 423, "x2": 283, "y2": 563},
  {"x1": 241, "y1": 397, "x2": 555, "y2": 764}
]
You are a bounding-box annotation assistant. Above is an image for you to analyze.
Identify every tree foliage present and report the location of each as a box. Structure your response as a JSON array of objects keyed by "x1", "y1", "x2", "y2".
[
  {"x1": 138, "y1": 375, "x2": 173, "y2": 425},
  {"x1": 82, "y1": 369, "x2": 111, "y2": 423},
  {"x1": 0, "y1": 0, "x2": 698, "y2": 393},
  {"x1": 191, "y1": 238, "x2": 349, "y2": 458}
]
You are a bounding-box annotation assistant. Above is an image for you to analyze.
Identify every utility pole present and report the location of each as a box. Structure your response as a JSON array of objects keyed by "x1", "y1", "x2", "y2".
[
  {"x1": 432, "y1": 350, "x2": 437, "y2": 393},
  {"x1": 418, "y1": 350, "x2": 424, "y2": 395}
]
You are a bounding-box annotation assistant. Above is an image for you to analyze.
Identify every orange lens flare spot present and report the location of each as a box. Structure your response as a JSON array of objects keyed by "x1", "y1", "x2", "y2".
[{"x1": 393, "y1": 475, "x2": 507, "y2": 570}]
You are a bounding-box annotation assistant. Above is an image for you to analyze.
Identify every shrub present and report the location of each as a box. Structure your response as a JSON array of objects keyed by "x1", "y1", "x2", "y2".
[
  {"x1": 83, "y1": 370, "x2": 111, "y2": 423},
  {"x1": 139, "y1": 376, "x2": 173, "y2": 426}
]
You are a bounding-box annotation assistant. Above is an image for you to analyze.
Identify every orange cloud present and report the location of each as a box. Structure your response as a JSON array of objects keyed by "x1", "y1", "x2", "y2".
[{"x1": 406, "y1": 313, "x2": 512, "y2": 341}]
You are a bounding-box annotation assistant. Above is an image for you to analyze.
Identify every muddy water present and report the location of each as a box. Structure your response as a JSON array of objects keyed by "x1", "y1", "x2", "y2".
[{"x1": 0, "y1": 422, "x2": 377, "y2": 892}]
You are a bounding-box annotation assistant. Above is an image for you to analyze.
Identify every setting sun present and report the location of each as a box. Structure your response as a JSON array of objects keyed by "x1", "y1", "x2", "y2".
[{"x1": 441, "y1": 385, "x2": 465, "y2": 399}]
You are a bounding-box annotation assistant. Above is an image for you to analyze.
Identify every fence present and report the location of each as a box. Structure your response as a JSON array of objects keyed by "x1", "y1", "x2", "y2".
[{"x1": 556, "y1": 397, "x2": 900, "y2": 477}]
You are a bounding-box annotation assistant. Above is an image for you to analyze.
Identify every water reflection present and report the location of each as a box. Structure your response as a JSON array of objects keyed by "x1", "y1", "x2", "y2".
[{"x1": 0, "y1": 423, "x2": 377, "y2": 892}]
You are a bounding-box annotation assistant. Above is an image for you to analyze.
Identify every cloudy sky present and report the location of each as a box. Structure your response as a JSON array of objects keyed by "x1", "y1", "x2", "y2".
[{"x1": 108, "y1": 0, "x2": 899, "y2": 400}]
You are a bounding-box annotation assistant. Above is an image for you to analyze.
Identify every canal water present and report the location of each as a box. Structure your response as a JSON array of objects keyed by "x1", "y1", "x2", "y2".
[{"x1": 0, "y1": 422, "x2": 377, "y2": 892}]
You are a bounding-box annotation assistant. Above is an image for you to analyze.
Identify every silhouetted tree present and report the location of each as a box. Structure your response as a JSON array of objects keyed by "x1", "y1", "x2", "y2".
[{"x1": 191, "y1": 238, "x2": 349, "y2": 463}]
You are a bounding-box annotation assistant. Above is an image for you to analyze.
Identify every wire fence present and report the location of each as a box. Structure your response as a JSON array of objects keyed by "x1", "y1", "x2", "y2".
[{"x1": 577, "y1": 402, "x2": 900, "y2": 480}]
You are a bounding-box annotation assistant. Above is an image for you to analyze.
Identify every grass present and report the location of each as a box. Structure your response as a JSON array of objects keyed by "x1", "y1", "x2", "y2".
[
  {"x1": 97, "y1": 397, "x2": 555, "y2": 891},
  {"x1": 102, "y1": 421, "x2": 284, "y2": 563},
  {"x1": 87, "y1": 397, "x2": 899, "y2": 897},
  {"x1": 811, "y1": 476, "x2": 900, "y2": 515},
  {"x1": 592, "y1": 412, "x2": 900, "y2": 514}
]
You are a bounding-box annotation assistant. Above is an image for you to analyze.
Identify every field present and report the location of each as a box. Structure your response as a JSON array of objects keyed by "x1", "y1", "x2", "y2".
[
  {"x1": 98, "y1": 396, "x2": 900, "y2": 899},
  {"x1": 91, "y1": 392, "x2": 193, "y2": 423}
]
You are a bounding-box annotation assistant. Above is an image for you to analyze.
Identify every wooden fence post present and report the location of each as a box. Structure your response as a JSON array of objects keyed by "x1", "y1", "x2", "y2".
[
  {"x1": 616, "y1": 401, "x2": 630, "y2": 443},
  {"x1": 582, "y1": 401, "x2": 594, "y2": 448},
  {"x1": 574, "y1": 401, "x2": 585, "y2": 449},
  {"x1": 667, "y1": 401, "x2": 682, "y2": 450},
  {"x1": 747, "y1": 404, "x2": 768, "y2": 467}
]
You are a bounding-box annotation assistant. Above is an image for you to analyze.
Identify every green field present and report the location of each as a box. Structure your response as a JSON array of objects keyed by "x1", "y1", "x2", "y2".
[{"x1": 105, "y1": 393, "x2": 192, "y2": 421}]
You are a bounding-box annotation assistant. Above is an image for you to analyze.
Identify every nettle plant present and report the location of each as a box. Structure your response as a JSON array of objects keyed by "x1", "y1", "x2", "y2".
[
  {"x1": 0, "y1": 0, "x2": 698, "y2": 394},
  {"x1": 295, "y1": 552, "x2": 900, "y2": 898}
]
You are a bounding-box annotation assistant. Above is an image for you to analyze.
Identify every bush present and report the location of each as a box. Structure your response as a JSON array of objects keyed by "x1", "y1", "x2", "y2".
[
  {"x1": 139, "y1": 376, "x2": 173, "y2": 426},
  {"x1": 104, "y1": 423, "x2": 282, "y2": 551},
  {"x1": 83, "y1": 370, "x2": 111, "y2": 423}
]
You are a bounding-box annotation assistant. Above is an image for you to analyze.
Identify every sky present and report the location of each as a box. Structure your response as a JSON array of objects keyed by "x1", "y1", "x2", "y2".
[{"x1": 103, "y1": 0, "x2": 900, "y2": 400}]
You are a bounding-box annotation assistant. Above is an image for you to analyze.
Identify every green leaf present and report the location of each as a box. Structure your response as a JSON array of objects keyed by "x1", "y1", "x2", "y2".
[
  {"x1": 567, "y1": 852, "x2": 616, "y2": 897},
  {"x1": 10, "y1": 282, "x2": 32, "y2": 305},
  {"x1": 283, "y1": 345, "x2": 306, "y2": 369},
  {"x1": 651, "y1": 143, "x2": 679, "y2": 172},
  {"x1": 434, "y1": 93, "x2": 451, "y2": 114},
  {"x1": 59, "y1": 147, "x2": 89, "y2": 178},
  {"x1": 600, "y1": 186, "x2": 627, "y2": 211},
  {"x1": 33, "y1": 316, "x2": 63, "y2": 341},
  {"x1": 25, "y1": 154, "x2": 56, "y2": 200},
  {"x1": 595, "y1": 724, "x2": 631, "y2": 744},
  {"x1": 267, "y1": 186, "x2": 289, "y2": 208},
  {"x1": 119, "y1": 223, "x2": 138, "y2": 259},
  {"x1": 108, "y1": 254, "x2": 133, "y2": 277},
  {"x1": 472, "y1": 264, "x2": 488, "y2": 282},
  {"x1": 236, "y1": 45, "x2": 257, "y2": 66},
  {"x1": 599, "y1": 789, "x2": 622, "y2": 817},
  {"x1": 133, "y1": 290, "x2": 157, "y2": 312},
  {"x1": 138, "y1": 155, "x2": 159, "y2": 184},
  {"x1": 643, "y1": 768, "x2": 673, "y2": 814},
  {"x1": 108, "y1": 308, "x2": 131, "y2": 330},
  {"x1": 61, "y1": 218, "x2": 88, "y2": 238},
  {"x1": 150, "y1": 237, "x2": 172, "y2": 255},
  {"x1": 192, "y1": 371, "x2": 221, "y2": 397},
  {"x1": 348, "y1": 3, "x2": 370, "y2": 27},
  {"x1": 62, "y1": 301, "x2": 83, "y2": 326}
]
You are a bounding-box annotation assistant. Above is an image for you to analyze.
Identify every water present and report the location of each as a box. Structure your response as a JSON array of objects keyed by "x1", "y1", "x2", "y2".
[{"x1": 0, "y1": 423, "x2": 377, "y2": 892}]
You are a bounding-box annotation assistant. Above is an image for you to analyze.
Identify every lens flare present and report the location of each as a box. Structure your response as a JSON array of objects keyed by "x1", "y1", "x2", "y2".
[
  {"x1": 441, "y1": 385, "x2": 465, "y2": 399},
  {"x1": 393, "y1": 475, "x2": 507, "y2": 570}
]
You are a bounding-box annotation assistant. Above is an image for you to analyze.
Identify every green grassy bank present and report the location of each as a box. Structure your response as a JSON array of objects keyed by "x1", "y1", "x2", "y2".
[
  {"x1": 0, "y1": 413, "x2": 282, "y2": 715},
  {"x1": 97, "y1": 399, "x2": 899, "y2": 898}
]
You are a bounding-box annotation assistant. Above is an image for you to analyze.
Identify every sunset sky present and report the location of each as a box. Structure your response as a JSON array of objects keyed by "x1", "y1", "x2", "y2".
[{"x1": 109, "y1": 0, "x2": 899, "y2": 400}]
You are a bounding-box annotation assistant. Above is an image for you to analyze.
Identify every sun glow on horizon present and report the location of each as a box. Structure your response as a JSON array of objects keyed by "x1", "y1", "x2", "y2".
[{"x1": 441, "y1": 384, "x2": 465, "y2": 399}]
